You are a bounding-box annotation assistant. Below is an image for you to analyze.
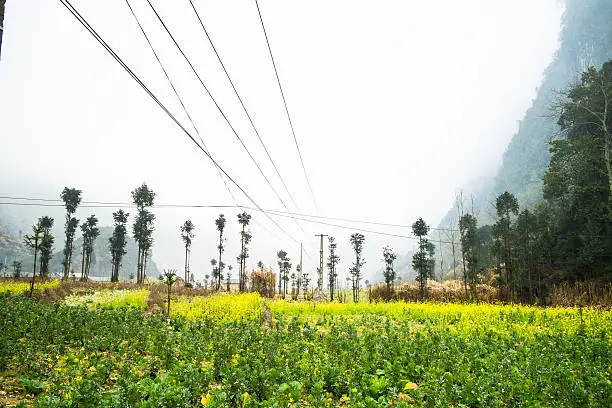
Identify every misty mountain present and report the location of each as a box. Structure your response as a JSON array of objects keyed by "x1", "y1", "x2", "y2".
[
  {"x1": 50, "y1": 226, "x2": 160, "y2": 280},
  {"x1": 433, "y1": 0, "x2": 612, "y2": 277},
  {"x1": 439, "y1": 0, "x2": 612, "y2": 229},
  {"x1": 0, "y1": 219, "x2": 160, "y2": 280}
]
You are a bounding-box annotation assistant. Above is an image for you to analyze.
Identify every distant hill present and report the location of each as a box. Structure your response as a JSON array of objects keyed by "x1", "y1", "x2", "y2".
[
  {"x1": 49, "y1": 226, "x2": 160, "y2": 280},
  {"x1": 0, "y1": 221, "x2": 159, "y2": 280},
  {"x1": 435, "y1": 0, "x2": 612, "y2": 276}
]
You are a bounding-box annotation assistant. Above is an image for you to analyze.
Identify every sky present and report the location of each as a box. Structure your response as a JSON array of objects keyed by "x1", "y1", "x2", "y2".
[{"x1": 0, "y1": 0, "x2": 563, "y2": 284}]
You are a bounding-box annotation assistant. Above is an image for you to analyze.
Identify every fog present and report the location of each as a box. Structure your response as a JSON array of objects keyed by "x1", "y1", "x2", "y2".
[{"x1": 0, "y1": 0, "x2": 563, "y2": 283}]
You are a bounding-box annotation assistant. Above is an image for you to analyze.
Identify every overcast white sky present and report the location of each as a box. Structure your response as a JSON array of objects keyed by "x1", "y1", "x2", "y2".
[{"x1": 0, "y1": 0, "x2": 563, "y2": 283}]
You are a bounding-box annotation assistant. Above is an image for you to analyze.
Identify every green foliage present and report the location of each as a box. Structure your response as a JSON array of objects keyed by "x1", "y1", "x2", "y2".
[
  {"x1": 412, "y1": 218, "x2": 431, "y2": 300},
  {"x1": 109, "y1": 210, "x2": 129, "y2": 283},
  {"x1": 327, "y1": 237, "x2": 340, "y2": 300},
  {"x1": 180, "y1": 219, "x2": 195, "y2": 284},
  {"x1": 382, "y1": 245, "x2": 397, "y2": 297},
  {"x1": 12, "y1": 260, "x2": 22, "y2": 278},
  {"x1": 276, "y1": 250, "x2": 291, "y2": 299},
  {"x1": 237, "y1": 212, "x2": 251, "y2": 292},
  {"x1": 214, "y1": 214, "x2": 226, "y2": 291},
  {"x1": 38, "y1": 216, "x2": 54, "y2": 279},
  {"x1": 459, "y1": 214, "x2": 478, "y2": 296},
  {"x1": 1, "y1": 295, "x2": 610, "y2": 407},
  {"x1": 61, "y1": 187, "x2": 82, "y2": 280},
  {"x1": 349, "y1": 233, "x2": 366, "y2": 302},
  {"x1": 79, "y1": 215, "x2": 100, "y2": 281},
  {"x1": 160, "y1": 269, "x2": 178, "y2": 315},
  {"x1": 132, "y1": 183, "x2": 155, "y2": 284},
  {"x1": 24, "y1": 220, "x2": 45, "y2": 297}
]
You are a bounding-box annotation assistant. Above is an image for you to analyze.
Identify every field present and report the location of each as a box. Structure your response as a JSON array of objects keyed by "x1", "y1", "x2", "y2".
[{"x1": 0, "y1": 283, "x2": 610, "y2": 407}]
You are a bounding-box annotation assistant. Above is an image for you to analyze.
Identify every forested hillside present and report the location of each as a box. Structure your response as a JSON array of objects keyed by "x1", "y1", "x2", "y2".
[{"x1": 440, "y1": 0, "x2": 612, "y2": 228}]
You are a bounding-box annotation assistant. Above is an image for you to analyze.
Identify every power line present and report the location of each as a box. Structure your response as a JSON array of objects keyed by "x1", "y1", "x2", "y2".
[
  {"x1": 143, "y1": 0, "x2": 298, "y2": 229},
  {"x1": 0, "y1": 196, "x2": 459, "y2": 243},
  {"x1": 0, "y1": 195, "x2": 460, "y2": 232},
  {"x1": 254, "y1": 0, "x2": 318, "y2": 211},
  {"x1": 187, "y1": 0, "x2": 303, "y2": 216},
  {"x1": 57, "y1": 0, "x2": 299, "y2": 245},
  {"x1": 123, "y1": 0, "x2": 282, "y2": 245}
]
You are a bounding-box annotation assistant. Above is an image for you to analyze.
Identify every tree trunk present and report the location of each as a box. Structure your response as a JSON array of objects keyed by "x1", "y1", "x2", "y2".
[
  {"x1": 29, "y1": 246, "x2": 38, "y2": 298},
  {"x1": 167, "y1": 286, "x2": 171, "y2": 315},
  {"x1": 217, "y1": 231, "x2": 222, "y2": 291},
  {"x1": 80, "y1": 245, "x2": 86, "y2": 281},
  {"x1": 136, "y1": 246, "x2": 142, "y2": 283},
  {"x1": 184, "y1": 246, "x2": 189, "y2": 284},
  {"x1": 142, "y1": 249, "x2": 149, "y2": 283}
]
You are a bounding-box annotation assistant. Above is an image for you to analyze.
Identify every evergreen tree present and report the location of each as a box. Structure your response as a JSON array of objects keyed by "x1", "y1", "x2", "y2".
[
  {"x1": 226, "y1": 264, "x2": 233, "y2": 292},
  {"x1": 38, "y1": 216, "x2": 54, "y2": 279},
  {"x1": 210, "y1": 258, "x2": 218, "y2": 289},
  {"x1": 412, "y1": 217, "x2": 431, "y2": 301},
  {"x1": 557, "y1": 61, "x2": 612, "y2": 196},
  {"x1": 515, "y1": 209, "x2": 537, "y2": 302},
  {"x1": 301, "y1": 268, "x2": 311, "y2": 298},
  {"x1": 349, "y1": 233, "x2": 366, "y2": 302},
  {"x1": 215, "y1": 214, "x2": 226, "y2": 290},
  {"x1": 492, "y1": 192, "x2": 519, "y2": 299},
  {"x1": 237, "y1": 212, "x2": 252, "y2": 292},
  {"x1": 382, "y1": 245, "x2": 397, "y2": 299},
  {"x1": 24, "y1": 221, "x2": 44, "y2": 297},
  {"x1": 459, "y1": 214, "x2": 478, "y2": 298},
  {"x1": 276, "y1": 250, "x2": 291, "y2": 299},
  {"x1": 180, "y1": 220, "x2": 195, "y2": 284},
  {"x1": 12, "y1": 260, "x2": 22, "y2": 278},
  {"x1": 60, "y1": 187, "x2": 81, "y2": 280},
  {"x1": 109, "y1": 210, "x2": 129, "y2": 282},
  {"x1": 159, "y1": 269, "x2": 177, "y2": 315},
  {"x1": 80, "y1": 215, "x2": 99, "y2": 281},
  {"x1": 132, "y1": 183, "x2": 155, "y2": 284},
  {"x1": 326, "y1": 236, "x2": 340, "y2": 301}
]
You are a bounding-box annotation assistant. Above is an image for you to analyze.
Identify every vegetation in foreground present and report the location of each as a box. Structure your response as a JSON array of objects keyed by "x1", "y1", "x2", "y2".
[{"x1": 0, "y1": 292, "x2": 610, "y2": 407}]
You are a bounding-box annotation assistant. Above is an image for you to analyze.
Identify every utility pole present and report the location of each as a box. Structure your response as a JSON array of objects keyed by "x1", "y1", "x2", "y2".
[
  {"x1": 298, "y1": 243, "x2": 303, "y2": 298},
  {"x1": 315, "y1": 234, "x2": 327, "y2": 291}
]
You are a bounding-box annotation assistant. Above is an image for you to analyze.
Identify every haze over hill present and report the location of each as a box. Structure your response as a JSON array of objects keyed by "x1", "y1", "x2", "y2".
[
  {"x1": 0, "y1": 0, "x2": 565, "y2": 283},
  {"x1": 434, "y1": 0, "x2": 612, "y2": 277}
]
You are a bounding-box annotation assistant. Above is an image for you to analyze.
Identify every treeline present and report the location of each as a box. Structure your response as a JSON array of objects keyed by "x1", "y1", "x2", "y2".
[{"x1": 450, "y1": 61, "x2": 611, "y2": 304}]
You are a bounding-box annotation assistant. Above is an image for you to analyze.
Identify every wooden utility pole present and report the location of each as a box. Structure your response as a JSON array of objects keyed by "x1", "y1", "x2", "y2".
[
  {"x1": 315, "y1": 234, "x2": 327, "y2": 291},
  {"x1": 298, "y1": 243, "x2": 303, "y2": 297}
]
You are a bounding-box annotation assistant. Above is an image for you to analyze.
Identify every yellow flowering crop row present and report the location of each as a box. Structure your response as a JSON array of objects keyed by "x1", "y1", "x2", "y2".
[
  {"x1": 171, "y1": 292, "x2": 263, "y2": 322},
  {"x1": 268, "y1": 299, "x2": 612, "y2": 339},
  {"x1": 64, "y1": 289, "x2": 149, "y2": 310},
  {"x1": 0, "y1": 279, "x2": 60, "y2": 294}
]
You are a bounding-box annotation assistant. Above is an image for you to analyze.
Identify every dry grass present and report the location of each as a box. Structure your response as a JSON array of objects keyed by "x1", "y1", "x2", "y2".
[
  {"x1": 369, "y1": 280, "x2": 498, "y2": 303},
  {"x1": 551, "y1": 281, "x2": 612, "y2": 307},
  {"x1": 146, "y1": 283, "x2": 210, "y2": 311}
]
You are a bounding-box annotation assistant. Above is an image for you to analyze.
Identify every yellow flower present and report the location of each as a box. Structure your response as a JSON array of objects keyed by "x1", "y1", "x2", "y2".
[
  {"x1": 352, "y1": 387, "x2": 358, "y2": 393},
  {"x1": 404, "y1": 381, "x2": 418, "y2": 390},
  {"x1": 201, "y1": 393, "x2": 212, "y2": 406}
]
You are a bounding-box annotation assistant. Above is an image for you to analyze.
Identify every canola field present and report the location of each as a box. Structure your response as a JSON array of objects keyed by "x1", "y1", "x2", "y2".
[{"x1": 0, "y1": 288, "x2": 610, "y2": 407}]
